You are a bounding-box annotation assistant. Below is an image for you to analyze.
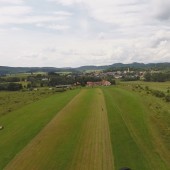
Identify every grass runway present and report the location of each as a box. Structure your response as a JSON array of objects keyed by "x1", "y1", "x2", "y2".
[{"x1": 1, "y1": 86, "x2": 170, "y2": 170}]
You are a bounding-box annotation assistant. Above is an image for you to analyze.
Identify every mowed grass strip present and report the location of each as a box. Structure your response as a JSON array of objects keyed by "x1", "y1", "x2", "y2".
[
  {"x1": 69, "y1": 88, "x2": 114, "y2": 170},
  {"x1": 4, "y1": 89, "x2": 93, "y2": 170},
  {"x1": 5, "y1": 88, "x2": 115, "y2": 170},
  {"x1": 0, "y1": 89, "x2": 79, "y2": 169},
  {"x1": 103, "y1": 87, "x2": 169, "y2": 170}
]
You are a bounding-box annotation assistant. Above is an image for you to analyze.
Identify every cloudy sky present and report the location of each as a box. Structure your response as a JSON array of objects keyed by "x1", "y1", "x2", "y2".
[{"x1": 0, "y1": 0, "x2": 170, "y2": 67}]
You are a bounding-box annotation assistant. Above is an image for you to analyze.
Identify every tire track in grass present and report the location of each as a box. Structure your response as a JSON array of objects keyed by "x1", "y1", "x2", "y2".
[
  {"x1": 69, "y1": 88, "x2": 115, "y2": 170},
  {"x1": 5, "y1": 88, "x2": 115, "y2": 170}
]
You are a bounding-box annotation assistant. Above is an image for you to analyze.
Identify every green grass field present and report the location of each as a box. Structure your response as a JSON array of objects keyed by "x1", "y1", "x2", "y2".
[
  {"x1": 0, "y1": 84, "x2": 170, "y2": 170},
  {"x1": 103, "y1": 86, "x2": 170, "y2": 169},
  {"x1": 0, "y1": 89, "x2": 80, "y2": 169},
  {"x1": 121, "y1": 81, "x2": 170, "y2": 94},
  {"x1": 4, "y1": 89, "x2": 114, "y2": 170},
  {"x1": 0, "y1": 88, "x2": 60, "y2": 117}
]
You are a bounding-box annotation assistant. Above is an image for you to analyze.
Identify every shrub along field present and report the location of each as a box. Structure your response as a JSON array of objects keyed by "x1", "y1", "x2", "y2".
[{"x1": 0, "y1": 84, "x2": 170, "y2": 170}]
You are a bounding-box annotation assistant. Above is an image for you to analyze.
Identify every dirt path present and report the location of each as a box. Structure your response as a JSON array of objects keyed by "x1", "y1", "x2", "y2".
[{"x1": 5, "y1": 88, "x2": 115, "y2": 170}]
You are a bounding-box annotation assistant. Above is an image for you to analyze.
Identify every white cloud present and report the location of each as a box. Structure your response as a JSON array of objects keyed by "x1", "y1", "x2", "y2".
[
  {"x1": 49, "y1": 0, "x2": 81, "y2": 6},
  {"x1": 0, "y1": 5, "x2": 71, "y2": 27},
  {"x1": 0, "y1": 0, "x2": 169, "y2": 67},
  {"x1": 151, "y1": 0, "x2": 170, "y2": 20},
  {"x1": 0, "y1": 0, "x2": 23, "y2": 4},
  {"x1": 53, "y1": 11, "x2": 73, "y2": 16},
  {"x1": 37, "y1": 23, "x2": 70, "y2": 31},
  {"x1": 50, "y1": 0, "x2": 147, "y2": 26},
  {"x1": 0, "y1": 15, "x2": 69, "y2": 25},
  {"x1": 0, "y1": 6, "x2": 32, "y2": 16}
]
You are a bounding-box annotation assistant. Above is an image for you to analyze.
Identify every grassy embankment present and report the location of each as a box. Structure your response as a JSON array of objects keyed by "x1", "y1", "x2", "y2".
[{"x1": 0, "y1": 89, "x2": 79, "y2": 169}]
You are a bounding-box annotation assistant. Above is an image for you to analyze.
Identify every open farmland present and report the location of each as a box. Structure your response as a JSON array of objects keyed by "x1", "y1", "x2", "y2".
[
  {"x1": 0, "y1": 89, "x2": 80, "y2": 169},
  {"x1": 103, "y1": 86, "x2": 170, "y2": 170},
  {"x1": 4, "y1": 89, "x2": 114, "y2": 170},
  {"x1": 121, "y1": 81, "x2": 170, "y2": 94},
  {"x1": 1, "y1": 85, "x2": 170, "y2": 170},
  {"x1": 0, "y1": 89, "x2": 62, "y2": 117}
]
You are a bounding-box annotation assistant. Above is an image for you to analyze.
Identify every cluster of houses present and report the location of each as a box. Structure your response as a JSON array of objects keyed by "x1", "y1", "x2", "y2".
[{"x1": 89, "y1": 68, "x2": 146, "y2": 80}]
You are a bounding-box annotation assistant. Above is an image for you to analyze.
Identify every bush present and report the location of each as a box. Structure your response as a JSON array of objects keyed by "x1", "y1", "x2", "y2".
[
  {"x1": 145, "y1": 86, "x2": 149, "y2": 91},
  {"x1": 8, "y1": 83, "x2": 22, "y2": 91},
  {"x1": 165, "y1": 95, "x2": 170, "y2": 102},
  {"x1": 151, "y1": 90, "x2": 165, "y2": 98}
]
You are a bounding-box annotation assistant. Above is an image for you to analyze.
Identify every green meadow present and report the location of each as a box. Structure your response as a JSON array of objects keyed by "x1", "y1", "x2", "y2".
[
  {"x1": 121, "y1": 81, "x2": 170, "y2": 94},
  {"x1": 0, "y1": 88, "x2": 60, "y2": 116},
  {"x1": 103, "y1": 86, "x2": 170, "y2": 169},
  {"x1": 0, "y1": 89, "x2": 80, "y2": 169},
  {"x1": 0, "y1": 83, "x2": 170, "y2": 170}
]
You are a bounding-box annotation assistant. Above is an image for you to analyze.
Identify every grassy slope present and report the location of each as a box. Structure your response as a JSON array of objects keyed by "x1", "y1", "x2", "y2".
[
  {"x1": 103, "y1": 86, "x2": 170, "y2": 170},
  {"x1": 0, "y1": 89, "x2": 79, "y2": 169},
  {"x1": 5, "y1": 89, "x2": 115, "y2": 170}
]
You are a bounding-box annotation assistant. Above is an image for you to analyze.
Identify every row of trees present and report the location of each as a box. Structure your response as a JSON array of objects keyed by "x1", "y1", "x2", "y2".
[
  {"x1": 27, "y1": 72, "x2": 115, "y2": 88},
  {"x1": 0, "y1": 83, "x2": 22, "y2": 91},
  {"x1": 144, "y1": 72, "x2": 170, "y2": 82},
  {"x1": 0, "y1": 77, "x2": 21, "y2": 83}
]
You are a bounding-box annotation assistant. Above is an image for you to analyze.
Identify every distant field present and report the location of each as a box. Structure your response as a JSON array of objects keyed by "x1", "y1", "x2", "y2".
[
  {"x1": 1, "y1": 85, "x2": 170, "y2": 170},
  {"x1": 0, "y1": 88, "x2": 59, "y2": 117},
  {"x1": 121, "y1": 81, "x2": 170, "y2": 93},
  {"x1": 6, "y1": 72, "x2": 47, "y2": 77}
]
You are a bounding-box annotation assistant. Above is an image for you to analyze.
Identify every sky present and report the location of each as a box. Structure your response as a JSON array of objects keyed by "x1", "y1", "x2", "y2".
[{"x1": 0, "y1": 0, "x2": 170, "y2": 67}]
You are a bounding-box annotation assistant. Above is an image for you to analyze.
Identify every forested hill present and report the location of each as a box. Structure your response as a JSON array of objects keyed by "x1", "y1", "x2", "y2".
[
  {"x1": 107, "y1": 62, "x2": 170, "y2": 71},
  {"x1": 0, "y1": 66, "x2": 77, "y2": 75},
  {"x1": 73, "y1": 63, "x2": 170, "y2": 72},
  {"x1": 0, "y1": 62, "x2": 169, "y2": 74}
]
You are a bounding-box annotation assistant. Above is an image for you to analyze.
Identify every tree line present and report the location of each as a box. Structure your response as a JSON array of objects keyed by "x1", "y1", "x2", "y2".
[{"x1": 144, "y1": 72, "x2": 170, "y2": 82}]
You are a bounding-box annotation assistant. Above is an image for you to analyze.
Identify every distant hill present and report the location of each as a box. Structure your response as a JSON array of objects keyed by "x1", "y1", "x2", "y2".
[
  {"x1": 77, "y1": 62, "x2": 170, "y2": 71},
  {"x1": 0, "y1": 66, "x2": 78, "y2": 75},
  {"x1": 0, "y1": 62, "x2": 169, "y2": 74},
  {"x1": 106, "y1": 62, "x2": 170, "y2": 71},
  {"x1": 76, "y1": 65, "x2": 109, "y2": 71}
]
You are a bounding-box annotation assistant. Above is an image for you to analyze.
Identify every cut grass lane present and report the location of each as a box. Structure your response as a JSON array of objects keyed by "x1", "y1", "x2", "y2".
[
  {"x1": 5, "y1": 88, "x2": 115, "y2": 170},
  {"x1": 102, "y1": 86, "x2": 169, "y2": 170},
  {"x1": 69, "y1": 88, "x2": 114, "y2": 170},
  {"x1": 0, "y1": 89, "x2": 79, "y2": 170}
]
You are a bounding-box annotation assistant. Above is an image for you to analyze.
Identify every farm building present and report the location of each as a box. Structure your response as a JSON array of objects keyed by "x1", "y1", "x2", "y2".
[{"x1": 87, "y1": 80, "x2": 111, "y2": 87}]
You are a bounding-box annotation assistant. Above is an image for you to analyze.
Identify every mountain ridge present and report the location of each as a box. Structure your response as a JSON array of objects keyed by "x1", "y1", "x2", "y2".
[{"x1": 0, "y1": 62, "x2": 169, "y2": 74}]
